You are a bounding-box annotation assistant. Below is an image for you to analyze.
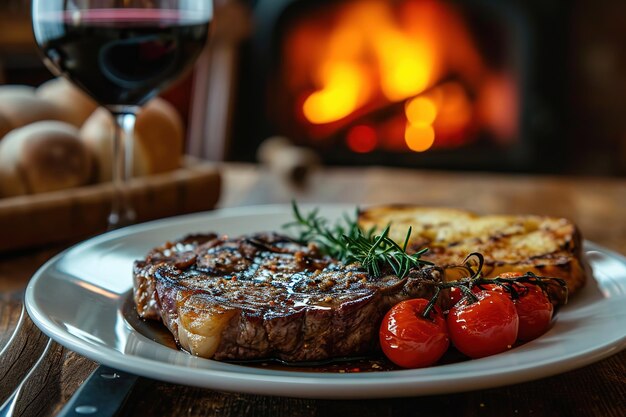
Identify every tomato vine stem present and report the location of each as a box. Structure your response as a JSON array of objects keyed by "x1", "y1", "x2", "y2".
[{"x1": 418, "y1": 252, "x2": 568, "y2": 312}]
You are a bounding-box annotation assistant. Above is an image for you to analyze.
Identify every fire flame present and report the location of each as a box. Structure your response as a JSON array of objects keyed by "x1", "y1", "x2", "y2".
[
  {"x1": 302, "y1": 62, "x2": 369, "y2": 124},
  {"x1": 301, "y1": 0, "x2": 445, "y2": 125},
  {"x1": 285, "y1": 0, "x2": 511, "y2": 153}
]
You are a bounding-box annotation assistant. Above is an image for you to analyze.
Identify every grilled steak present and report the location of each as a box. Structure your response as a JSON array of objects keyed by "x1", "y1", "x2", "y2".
[{"x1": 134, "y1": 233, "x2": 440, "y2": 362}]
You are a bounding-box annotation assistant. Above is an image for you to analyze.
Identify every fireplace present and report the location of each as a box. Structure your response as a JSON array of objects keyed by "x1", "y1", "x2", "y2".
[
  {"x1": 224, "y1": 0, "x2": 571, "y2": 172},
  {"x1": 269, "y1": 0, "x2": 523, "y2": 164},
  {"x1": 227, "y1": 0, "x2": 541, "y2": 170}
]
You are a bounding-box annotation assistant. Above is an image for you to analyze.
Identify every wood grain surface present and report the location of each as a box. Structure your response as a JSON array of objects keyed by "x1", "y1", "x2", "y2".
[{"x1": 1, "y1": 164, "x2": 625, "y2": 417}]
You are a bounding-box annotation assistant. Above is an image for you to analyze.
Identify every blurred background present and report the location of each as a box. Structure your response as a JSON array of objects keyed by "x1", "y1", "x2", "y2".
[{"x1": 1, "y1": 0, "x2": 625, "y2": 176}]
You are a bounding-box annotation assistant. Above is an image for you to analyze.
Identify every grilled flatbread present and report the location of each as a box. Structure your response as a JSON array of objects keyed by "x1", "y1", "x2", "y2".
[{"x1": 359, "y1": 206, "x2": 586, "y2": 296}]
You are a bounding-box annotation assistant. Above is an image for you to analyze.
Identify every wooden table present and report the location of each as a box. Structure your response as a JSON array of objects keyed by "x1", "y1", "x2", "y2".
[{"x1": 1, "y1": 164, "x2": 625, "y2": 417}]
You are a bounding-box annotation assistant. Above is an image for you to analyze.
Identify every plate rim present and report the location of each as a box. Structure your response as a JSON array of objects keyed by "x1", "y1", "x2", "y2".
[{"x1": 24, "y1": 205, "x2": 626, "y2": 399}]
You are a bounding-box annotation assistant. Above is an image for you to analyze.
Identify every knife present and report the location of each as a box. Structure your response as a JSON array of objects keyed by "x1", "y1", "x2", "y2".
[{"x1": 55, "y1": 365, "x2": 139, "y2": 417}]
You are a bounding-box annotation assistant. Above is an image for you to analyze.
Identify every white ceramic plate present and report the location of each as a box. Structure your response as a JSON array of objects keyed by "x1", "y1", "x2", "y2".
[{"x1": 25, "y1": 205, "x2": 626, "y2": 399}]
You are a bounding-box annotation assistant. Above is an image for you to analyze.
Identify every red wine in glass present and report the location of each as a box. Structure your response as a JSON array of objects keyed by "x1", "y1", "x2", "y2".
[
  {"x1": 32, "y1": 2, "x2": 212, "y2": 228},
  {"x1": 35, "y1": 9, "x2": 209, "y2": 108}
]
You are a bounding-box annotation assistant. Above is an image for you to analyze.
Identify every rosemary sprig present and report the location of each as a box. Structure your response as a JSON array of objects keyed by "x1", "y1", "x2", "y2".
[
  {"x1": 342, "y1": 225, "x2": 430, "y2": 278},
  {"x1": 284, "y1": 202, "x2": 432, "y2": 278}
]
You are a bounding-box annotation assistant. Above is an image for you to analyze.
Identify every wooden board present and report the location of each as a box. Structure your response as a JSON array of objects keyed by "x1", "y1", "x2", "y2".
[{"x1": 0, "y1": 163, "x2": 221, "y2": 252}]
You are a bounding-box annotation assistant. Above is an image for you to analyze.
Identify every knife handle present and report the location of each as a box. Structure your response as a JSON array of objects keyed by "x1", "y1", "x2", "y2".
[{"x1": 55, "y1": 365, "x2": 139, "y2": 417}]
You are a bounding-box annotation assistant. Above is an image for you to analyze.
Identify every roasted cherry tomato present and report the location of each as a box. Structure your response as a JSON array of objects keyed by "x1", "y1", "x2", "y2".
[
  {"x1": 509, "y1": 282, "x2": 553, "y2": 341},
  {"x1": 379, "y1": 298, "x2": 449, "y2": 368},
  {"x1": 448, "y1": 283, "x2": 501, "y2": 306},
  {"x1": 447, "y1": 290, "x2": 519, "y2": 358},
  {"x1": 476, "y1": 273, "x2": 554, "y2": 342},
  {"x1": 448, "y1": 286, "x2": 464, "y2": 307}
]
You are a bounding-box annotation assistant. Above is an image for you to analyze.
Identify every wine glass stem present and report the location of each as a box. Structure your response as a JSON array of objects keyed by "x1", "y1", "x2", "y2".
[{"x1": 109, "y1": 112, "x2": 138, "y2": 230}]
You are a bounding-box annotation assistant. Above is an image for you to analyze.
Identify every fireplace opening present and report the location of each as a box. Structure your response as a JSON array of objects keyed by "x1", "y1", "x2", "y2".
[
  {"x1": 220, "y1": 0, "x2": 626, "y2": 175},
  {"x1": 228, "y1": 0, "x2": 553, "y2": 172},
  {"x1": 278, "y1": 0, "x2": 519, "y2": 155}
]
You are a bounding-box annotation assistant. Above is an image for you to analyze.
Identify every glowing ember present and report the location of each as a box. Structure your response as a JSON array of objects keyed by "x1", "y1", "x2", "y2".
[
  {"x1": 406, "y1": 97, "x2": 437, "y2": 126},
  {"x1": 405, "y1": 124, "x2": 435, "y2": 152},
  {"x1": 346, "y1": 125, "x2": 378, "y2": 153},
  {"x1": 404, "y1": 96, "x2": 438, "y2": 152}
]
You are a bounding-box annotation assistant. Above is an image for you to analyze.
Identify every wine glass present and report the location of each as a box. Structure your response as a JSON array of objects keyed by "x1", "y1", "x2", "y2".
[{"x1": 32, "y1": 0, "x2": 213, "y2": 228}]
